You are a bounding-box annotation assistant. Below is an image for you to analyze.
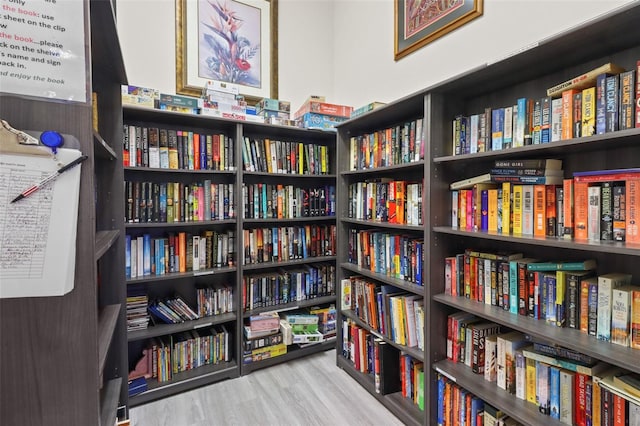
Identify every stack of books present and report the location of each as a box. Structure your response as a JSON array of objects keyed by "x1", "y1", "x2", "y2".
[
  {"x1": 256, "y1": 98, "x2": 293, "y2": 125},
  {"x1": 243, "y1": 311, "x2": 286, "y2": 364},
  {"x1": 199, "y1": 80, "x2": 251, "y2": 120},
  {"x1": 293, "y1": 96, "x2": 352, "y2": 131},
  {"x1": 121, "y1": 84, "x2": 159, "y2": 108}
]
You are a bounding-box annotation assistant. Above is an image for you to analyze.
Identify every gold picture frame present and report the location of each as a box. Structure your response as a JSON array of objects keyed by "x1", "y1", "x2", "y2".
[
  {"x1": 395, "y1": 0, "x2": 483, "y2": 60},
  {"x1": 176, "y1": 0, "x2": 278, "y2": 104}
]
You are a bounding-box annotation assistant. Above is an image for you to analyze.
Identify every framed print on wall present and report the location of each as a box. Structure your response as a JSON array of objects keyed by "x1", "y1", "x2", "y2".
[
  {"x1": 395, "y1": 0, "x2": 483, "y2": 60},
  {"x1": 176, "y1": 0, "x2": 278, "y2": 104}
]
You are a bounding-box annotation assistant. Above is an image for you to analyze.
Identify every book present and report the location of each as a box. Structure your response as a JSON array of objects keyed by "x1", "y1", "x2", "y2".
[
  {"x1": 611, "y1": 285, "x2": 639, "y2": 347},
  {"x1": 494, "y1": 158, "x2": 562, "y2": 170},
  {"x1": 632, "y1": 287, "x2": 640, "y2": 349},
  {"x1": 546, "y1": 63, "x2": 626, "y2": 97},
  {"x1": 597, "y1": 273, "x2": 632, "y2": 342},
  {"x1": 628, "y1": 179, "x2": 640, "y2": 244},
  {"x1": 450, "y1": 173, "x2": 492, "y2": 190},
  {"x1": 525, "y1": 259, "x2": 596, "y2": 272},
  {"x1": 521, "y1": 347, "x2": 609, "y2": 376},
  {"x1": 620, "y1": 69, "x2": 636, "y2": 130},
  {"x1": 581, "y1": 86, "x2": 596, "y2": 137}
]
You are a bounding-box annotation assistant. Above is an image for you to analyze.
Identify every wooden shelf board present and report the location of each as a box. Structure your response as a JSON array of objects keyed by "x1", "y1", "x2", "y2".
[
  {"x1": 432, "y1": 227, "x2": 640, "y2": 256},
  {"x1": 129, "y1": 361, "x2": 239, "y2": 407},
  {"x1": 242, "y1": 171, "x2": 336, "y2": 178},
  {"x1": 242, "y1": 256, "x2": 336, "y2": 271},
  {"x1": 241, "y1": 340, "x2": 335, "y2": 374},
  {"x1": 242, "y1": 216, "x2": 336, "y2": 224},
  {"x1": 95, "y1": 230, "x2": 120, "y2": 261},
  {"x1": 340, "y1": 263, "x2": 425, "y2": 296},
  {"x1": 433, "y1": 359, "x2": 564, "y2": 426},
  {"x1": 124, "y1": 166, "x2": 235, "y2": 175},
  {"x1": 127, "y1": 312, "x2": 236, "y2": 342},
  {"x1": 243, "y1": 295, "x2": 336, "y2": 318},
  {"x1": 336, "y1": 356, "x2": 424, "y2": 426},
  {"x1": 98, "y1": 304, "x2": 122, "y2": 378},
  {"x1": 100, "y1": 377, "x2": 123, "y2": 426},
  {"x1": 341, "y1": 218, "x2": 424, "y2": 232},
  {"x1": 93, "y1": 131, "x2": 118, "y2": 161},
  {"x1": 433, "y1": 293, "x2": 640, "y2": 374},
  {"x1": 341, "y1": 160, "x2": 425, "y2": 176},
  {"x1": 125, "y1": 219, "x2": 236, "y2": 229},
  {"x1": 342, "y1": 310, "x2": 424, "y2": 362},
  {"x1": 126, "y1": 266, "x2": 237, "y2": 284},
  {"x1": 433, "y1": 128, "x2": 640, "y2": 164}
]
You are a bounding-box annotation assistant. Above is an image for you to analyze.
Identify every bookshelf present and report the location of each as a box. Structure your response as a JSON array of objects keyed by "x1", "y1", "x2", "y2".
[
  {"x1": 335, "y1": 3, "x2": 640, "y2": 425},
  {"x1": 121, "y1": 107, "x2": 338, "y2": 402},
  {"x1": 0, "y1": 0, "x2": 128, "y2": 425},
  {"x1": 335, "y1": 107, "x2": 427, "y2": 425}
]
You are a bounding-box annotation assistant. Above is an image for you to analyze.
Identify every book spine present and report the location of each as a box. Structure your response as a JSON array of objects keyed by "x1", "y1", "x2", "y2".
[
  {"x1": 606, "y1": 74, "x2": 620, "y2": 132},
  {"x1": 619, "y1": 70, "x2": 636, "y2": 130},
  {"x1": 581, "y1": 86, "x2": 596, "y2": 137},
  {"x1": 627, "y1": 179, "x2": 640, "y2": 244}
]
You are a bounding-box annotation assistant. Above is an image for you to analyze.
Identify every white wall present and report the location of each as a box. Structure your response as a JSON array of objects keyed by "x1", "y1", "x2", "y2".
[{"x1": 117, "y1": 0, "x2": 634, "y2": 111}]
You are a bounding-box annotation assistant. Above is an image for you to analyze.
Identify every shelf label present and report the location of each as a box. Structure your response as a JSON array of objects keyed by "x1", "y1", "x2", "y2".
[
  {"x1": 0, "y1": 0, "x2": 88, "y2": 102},
  {"x1": 193, "y1": 270, "x2": 214, "y2": 277}
]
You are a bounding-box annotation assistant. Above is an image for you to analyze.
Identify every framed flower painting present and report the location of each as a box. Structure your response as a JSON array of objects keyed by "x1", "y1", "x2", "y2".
[
  {"x1": 176, "y1": 0, "x2": 278, "y2": 103},
  {"x1": 395, "y1": 0, "x2": 483, "y2": 60}
]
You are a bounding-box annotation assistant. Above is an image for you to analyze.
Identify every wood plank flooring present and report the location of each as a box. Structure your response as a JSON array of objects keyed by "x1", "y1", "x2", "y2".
[{"x1": 130, "y1": 349, "x2": 405, "y2": 426}]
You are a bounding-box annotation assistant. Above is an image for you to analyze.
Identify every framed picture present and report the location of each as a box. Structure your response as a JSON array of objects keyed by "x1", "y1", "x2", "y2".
[
  {"x1": 176, "y1": 0, "x2": 278, "y2": 103},
  {"x1": 395, "y1": 0, "x2": 483, "y2": 60}
]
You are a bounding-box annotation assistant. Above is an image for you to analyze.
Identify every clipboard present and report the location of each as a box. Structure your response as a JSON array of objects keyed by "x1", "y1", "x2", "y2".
[{"x1": 0, "y1": 123, "x2": 83, "y2": 298}]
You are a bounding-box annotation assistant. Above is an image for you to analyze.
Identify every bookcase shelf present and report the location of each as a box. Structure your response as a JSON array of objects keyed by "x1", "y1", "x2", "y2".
[
  {"x1": 125, "y1": 220, "x2": 236, "y2": 229},
  {"x1": 100, "y1": 377, "x2": 123, "y2": 426},
  {"x1": 340, "y1": 160, "x2": 425, "y2": 176},
  {"x1": 95, "y1": 230, "x2": 121, "y2": 261},
  {"x1": 120, "y1": 106, "x2": 338, "y2": 401},
  {"x1": 126, "y1": 266, "x2": 237, "y2": 285},
  {"x1": 341, "y1": 218, "x2": 424, "y2": 232},
  {"x1": 336, "y1": 356, "x2": 423, "y2": 426},
  {"x1": 242, "y1": 339, "x2": 336, "y2": 374},
  {"x1": 433, "y1": 293, "x2": 640, "y2": 374},
  {"x1": 341, "y1": 263, "x2": 425, "y2": 296},
  {"x1": 98, "y1": 304, "x2": 122, "y2": 382},
  {"x1": 433, "y1": 226, "x2": 640, "y2": 256},
  {"x1": 433, "y1": 360, "x2": 564, "y2": 426},
  {"x1": 242, "y1": 256, "x2": 336, "y2": 271},
  {"x1": 342, "y1": 310, "x2": 424, "y2": 362},
  {"x1": 129, "y1": 361, "x2": 239, "y2": 407},
  {"x1": 243, "y1": 295, "x2": 337, "y2": 318},
  {"x1": 94, "y1": 131, "x2": 118, "y2": 161},
  {"x1": 335, "y1": 4, "x2": 640, "y2": 425},
  {"x1": 127, "y1": 312, "x2": 237, "y2": 342},
  {"x1": 432, "y1": 127, "x2": 640, "y2": 164}
]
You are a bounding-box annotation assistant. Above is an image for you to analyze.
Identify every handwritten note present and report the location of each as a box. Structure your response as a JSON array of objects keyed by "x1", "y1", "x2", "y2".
[
  {"x1": 0, "y1": 147, "x2": 82, "y2": 298},
  {"x1": 0, "y1": 0, "x2": 87, "y2": 102}
]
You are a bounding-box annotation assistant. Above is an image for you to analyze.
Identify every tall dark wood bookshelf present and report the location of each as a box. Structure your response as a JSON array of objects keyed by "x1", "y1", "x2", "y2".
[
  {"x1": 0, "y1": 1, "x2": 128, "y2": 425},
  {"x1": 336, "y1": 3, "x2": 640, "y2": 425},
  {"x1": 121, "y1": 107, "x2": 338, "y2": 404}
]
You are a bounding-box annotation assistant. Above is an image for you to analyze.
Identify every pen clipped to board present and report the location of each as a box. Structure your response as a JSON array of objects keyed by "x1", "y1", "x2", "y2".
[{"x1": 11, "y1": 155, "x2": 88, "y2": 203}]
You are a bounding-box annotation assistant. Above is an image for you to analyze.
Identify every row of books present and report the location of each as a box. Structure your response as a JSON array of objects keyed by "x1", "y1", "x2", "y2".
[
  {"x1": 450, "y1": 166, "x2": 640, "y2": 244},
  {"x1": 348, "y1": 179, "x2": 424, "y2": 226},
  {"x1": 241, "y1": 263, "x2": 336, "y2": 311},
  {"x1": 346, "y1": 229, "x2": 424, "y2": 285},
  {"x1": 342, "y1": 277, "x2": 425, "y2": 350},
  {"x1": 125, "y1": 181, "x2": 235, "y2": 224},
  {"x1": 125, "y1": 230, "x2": 235, "y2": 279},
  {"x1": 126, "y1": 288, "x2": 149, "y2": 332},
  {"x1": 445, "y1": 249, "x2": 640, "y2": 349},
  {"x1": 451, "y1": 61, "x2": 640, "y2": 156},
  {"x1": 141, "y1": 325, "x2": 232, "y2": 383},
  {"x1": 242, "y1": 137, "x2": 331, "y2": 175},
  {"x1": 436, "y1": 375, "x2": 491, "y2": 426},
  {"x1": 348, "y1": 119, "x2": 424, "y2": 170},
  {"x1": 123, "y1": 124, "x2": 236, "y2": 171},
  {"x1": 341, "y1": 318, "x2": 425, "y2": 410},
  {"x1": 242, "y1": 183, "x2": 336, "y2": 219},
  {"x1": 242, "y1": 224, "x2": 336, "y2": 265},
  {"x1": 446, "y1": 317, "x2": 640, "y2": 425}
]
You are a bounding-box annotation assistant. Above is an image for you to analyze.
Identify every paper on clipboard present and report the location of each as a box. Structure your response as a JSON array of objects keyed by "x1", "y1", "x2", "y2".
[{"x1": 0, "y1": 146, "x2": 82, "y2": 298}]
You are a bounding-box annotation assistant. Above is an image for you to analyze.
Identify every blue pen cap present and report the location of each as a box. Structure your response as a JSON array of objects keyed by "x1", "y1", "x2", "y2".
[{"x1": 40, "y1": 130, "x2": 64, "y2": 154}]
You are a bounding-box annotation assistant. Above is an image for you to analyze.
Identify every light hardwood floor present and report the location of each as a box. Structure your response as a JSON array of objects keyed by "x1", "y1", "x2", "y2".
[{"x1": 130, "y1": 349, "x2": 405, "y2": 426}]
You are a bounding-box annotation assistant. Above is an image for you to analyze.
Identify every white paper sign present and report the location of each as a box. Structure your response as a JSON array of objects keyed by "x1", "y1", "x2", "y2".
[{"x1": 0, "y1": 0, "x2": 87, "y2": 102}]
